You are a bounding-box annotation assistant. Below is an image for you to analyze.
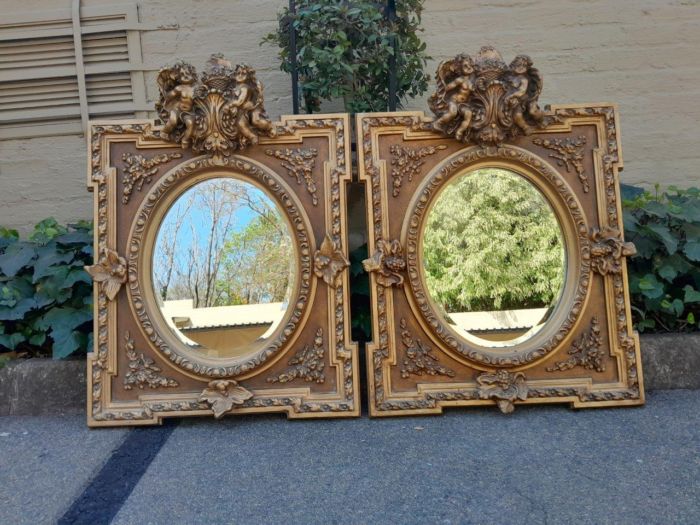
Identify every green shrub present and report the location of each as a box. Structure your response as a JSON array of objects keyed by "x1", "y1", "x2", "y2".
[
  {"x1": 0, "y1": 218, "x2": 93, "y2": 358},
  {"x1": 262, "y1": 0, "x2": 430, "y2": 113},
  {"x1": 623, "y1": 184, "x2": 700, "y2": 332}
]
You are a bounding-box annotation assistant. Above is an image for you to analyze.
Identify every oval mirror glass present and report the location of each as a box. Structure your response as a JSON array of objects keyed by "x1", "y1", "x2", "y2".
[
  {"x1": 153, "y1": 177, "x2": 295, "y2": 359},
  {"x1": 422, "y1": 168, "x2": 565, "y2": 347}
]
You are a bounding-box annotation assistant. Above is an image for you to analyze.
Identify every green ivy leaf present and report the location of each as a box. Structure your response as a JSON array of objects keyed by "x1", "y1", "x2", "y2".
[
  {"x1": 683, "y1": 240, "x2": 700, "y2": 261},
  {"x1": 0, "y1": 244, "x2": 36, "y2": 278},
  {"x1": 683, "y1": 285, "x2": 700, "y2": 303},
  {"x1": 638, "y1": 274, "x2": 664, "y2": 299}
]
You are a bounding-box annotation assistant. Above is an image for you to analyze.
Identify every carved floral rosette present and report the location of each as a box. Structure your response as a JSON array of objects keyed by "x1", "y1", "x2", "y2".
[
  {"x1": 359, "y1": 101, "x2": 643, "y2": 416},
  {"x1": 86, "y1": 112, "x2": 358, "y2": 427}
]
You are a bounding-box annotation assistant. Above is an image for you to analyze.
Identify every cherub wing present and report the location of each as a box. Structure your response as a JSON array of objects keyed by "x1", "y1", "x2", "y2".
[
  {"x1": 428, "y1": 58, "x2": 458, "y2": 114},
  {"x1": 526, "y1": 66, "x2": 543, "y2": 102},
  {"x1": 156, "y1": 67, "x2": 178, "y2": 98}
]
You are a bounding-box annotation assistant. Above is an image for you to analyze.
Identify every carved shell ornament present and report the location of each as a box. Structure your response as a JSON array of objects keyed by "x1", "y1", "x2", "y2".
[
  {"x1": 314, "y1": 234, "x2": 350, "y2": 288},
  {"x1": 156, "y1": 54, "x2": 275, "y2": 157},
  {"x1": 428, "y1": 46, "x2": 558, "y2": 146},
  {"x1": 199, "y1": 380, "x2": 253, "y2": 419},
  {"x1": 363, "y1": 239, "x2": 406, "y2": 287}
]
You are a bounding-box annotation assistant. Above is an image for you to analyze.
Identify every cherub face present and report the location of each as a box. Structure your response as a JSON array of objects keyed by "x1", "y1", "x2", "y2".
[
  {"x1": 460, "y1": 59, "x2": 474, "y2": 75},
  {"x1": 513, "y1": 63, "x2": 527, "y2": 74},
  {"x1": 235, "y1": 71, "x2": 248, "y2": 83},
  {"x1": 179, "y1": 68, "x2": 194, "y2": 84}
]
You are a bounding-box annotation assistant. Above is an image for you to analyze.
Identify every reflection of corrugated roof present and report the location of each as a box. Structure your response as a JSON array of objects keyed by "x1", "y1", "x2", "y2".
[
  {"x1": 161, "y1": 300, "x2": 286, "y2": 330},
  {"x1": 448, "y1": 308, "x2": 549, "y2": 332}
]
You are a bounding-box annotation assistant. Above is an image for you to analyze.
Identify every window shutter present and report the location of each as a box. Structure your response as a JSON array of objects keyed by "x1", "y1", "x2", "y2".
[{"x1": 0, "y1": 4, "x2": 150, "y2": 139}]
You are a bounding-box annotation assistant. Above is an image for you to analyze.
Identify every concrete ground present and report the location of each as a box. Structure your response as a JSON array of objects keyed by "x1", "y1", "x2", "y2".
[{"x1": 1, "y1": 390, "x2": 698, "y2": 525}]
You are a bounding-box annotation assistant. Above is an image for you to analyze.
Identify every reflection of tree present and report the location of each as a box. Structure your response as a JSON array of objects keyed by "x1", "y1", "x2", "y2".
[
  {"x1": 423, "y1": 169, "x2": 564, "y2": 312},
  {"x1": 216, "y1": 213, "x2": 293, "y2": 305},
  {"x1": 153, "y1": 178, "x2": 292, "y2": 308}
]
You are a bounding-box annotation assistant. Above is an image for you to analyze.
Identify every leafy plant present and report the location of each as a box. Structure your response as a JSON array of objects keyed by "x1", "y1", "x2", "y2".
[
  {"x1": 349, "y1": 243, "x2": 371, "y2": 342},
  {"x1": 262, "y1": 0, "x2": 430, "y2": 113},
  {"x1": 0, "y1": 218, "x2": 93, "y2": 359},
  {"x1": 623, "y1": 184, "x2": 700, "y2": 332}
]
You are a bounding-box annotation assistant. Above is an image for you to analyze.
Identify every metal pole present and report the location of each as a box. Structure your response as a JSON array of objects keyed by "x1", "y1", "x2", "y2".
[
  {"x1": 289, "y1": 0, "x2": 300, "y2": 114},
  {"x1": 387, "y1": 0, "x2": 398, "y2": 111}
]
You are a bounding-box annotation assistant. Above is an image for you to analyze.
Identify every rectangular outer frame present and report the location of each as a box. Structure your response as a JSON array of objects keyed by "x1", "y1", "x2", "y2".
[
  {"x1": 86, "y1": 115, "x2": 359, "y2": 427},
  {"x1": 358, "y1": 106, "x2": 644, "y2": 416}
]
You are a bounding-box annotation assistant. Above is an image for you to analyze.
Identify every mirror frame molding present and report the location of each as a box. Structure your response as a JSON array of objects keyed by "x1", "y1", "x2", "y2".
[
  {"x1": 358, "y1": 104, "x2": 644, "y2": 415},
  {"x1": 86, "y1": 113, "x2": 359, "y2": 426}
]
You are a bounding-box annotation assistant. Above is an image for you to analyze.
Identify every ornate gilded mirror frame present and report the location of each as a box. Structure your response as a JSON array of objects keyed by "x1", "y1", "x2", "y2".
[
  {"x1": 86, "y1": 56, "x2": 358, "y2": 426},
  {"x1": 359, "y1": 47, "x2": 644, "y2": 415}
]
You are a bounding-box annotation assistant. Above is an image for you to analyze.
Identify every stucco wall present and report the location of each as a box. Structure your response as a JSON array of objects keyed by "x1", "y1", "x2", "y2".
[{"x1": 1, "y1": 0, "x2": 699, "y2": 233}]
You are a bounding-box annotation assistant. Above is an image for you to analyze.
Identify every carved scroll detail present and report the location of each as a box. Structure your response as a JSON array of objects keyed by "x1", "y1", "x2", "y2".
[
  {"x1": 389, "y1": 144, "x2": 447, "y2": 197},
  {"x1": 399, "y1": 319, "x2": 455, "y2": 379},
  {"x1": 265, "y1": 147, "x2": 319, "y2": 205},
  {"x1": 590, "y1": 226, "x2": 637, "y2": 275},
  {"x1": 428, "y1": 46, "x2": 557, "y2": 146},
  {"x1": 313, "y1": 234, "x2": 349, "y2": 288},
  {"x1": 121, "y1": 151, "x2": 182, "y2": 204},
  {"x1": 156, "y1": 54, "x2": 274, "y2": 157},
  {"x1": 547, "y1": 317, "x2": 604, "y2": 373},
  {"x1": 123, "y1": 332, "x2": 178, "y2": 390},
  {"x1": 363, "y1": 239, "x2": 406, "y2": 287},
  {"x1": 199, "y1": 380, "x2": 254, "y2": 419},
  {"x1": 476, "y1": 370, "x2": 528, "y2": 414},
  {"x1": 267, "y1": 328, "x2": 325, "y2": 384},
  {"x1": 85, "y1": 248, "x2": 127, "y2": 301},
  {"x1": 533, "y1": 136, "x2": 588, "y2": 192}
]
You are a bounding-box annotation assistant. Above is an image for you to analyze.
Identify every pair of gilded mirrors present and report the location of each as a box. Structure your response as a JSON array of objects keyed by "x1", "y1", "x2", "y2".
[{"x1": 86, "y1": 49, "x2": 643, "y2": 426}]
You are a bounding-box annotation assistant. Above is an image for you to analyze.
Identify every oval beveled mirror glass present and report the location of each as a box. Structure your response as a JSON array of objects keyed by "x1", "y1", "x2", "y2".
[
  {"x1": 152, "y1": 177, "x2": 295, "y2": 359},
  {"x1": 422, "y1": 168, "x2": 565, "y2": 347}
]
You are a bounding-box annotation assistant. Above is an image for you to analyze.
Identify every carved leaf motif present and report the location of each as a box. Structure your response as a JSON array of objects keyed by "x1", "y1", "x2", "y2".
[
  {"x1": 547, "y1": 317, "x2": 605, "y2": 373},
  {"x1": 363, "y1": 239, "x2": 406, "y2": 287},
  {"x1": 590, "y1": 226, "x2": 637, "y2": 275},
  {"x1": 85, "y1": 248, "x2": 127, "y2": 301},
  {"x1": 121, "y1": 151, "x2": 182, "y2": 204},
  {"x1": 313, "y1": 234, "x2": 349, "y2": 288},
  {"x1": 532, "y1": 136, "x2": 588, "y2": 192},
  {"x1": 123, "y1": 332, "x2": 178, "y2": 390},
  {"x1": 389, "y1": 144, "x2": 447, "y2": 197},
  {"x1": 265, "y1": 148, "x2": 319, "y2": 205},
  {"x1": 199, "y1": 380, "x2": 253, "y2": 419},
  {"x1": 399, "y1": 319, "x2": 455, "y2": 379},
  {"x1": 476, "y1": 370, "x2": 528, "y2": 414},
  {"x1": 267, "y1": 328, "x2": 325, "y2": 384},
  {"x1": 428, "y1": 46, "x2": 558, "y2": 146}
]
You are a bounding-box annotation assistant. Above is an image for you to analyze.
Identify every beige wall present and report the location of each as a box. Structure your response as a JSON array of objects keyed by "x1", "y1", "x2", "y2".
[{"x1": 1, "y1": 0, "x2": 699, "y2": 233}]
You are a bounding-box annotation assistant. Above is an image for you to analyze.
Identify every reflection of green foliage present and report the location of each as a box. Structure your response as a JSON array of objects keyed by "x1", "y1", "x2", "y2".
[
  {"x1": 423, "y1": 169, "x2": 565, "y2": 312},
  {"x1": 217, "y1": 213, "x2": 293, "y2": 306}
]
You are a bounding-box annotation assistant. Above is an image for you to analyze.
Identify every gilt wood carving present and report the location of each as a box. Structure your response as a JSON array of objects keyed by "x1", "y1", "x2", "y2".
[
  {"x1": 359, "y1": 48, "x2": 643, "y2": 416},
  {"x1": 86, "y1": 55, "x2": 357, "y2": 427}
]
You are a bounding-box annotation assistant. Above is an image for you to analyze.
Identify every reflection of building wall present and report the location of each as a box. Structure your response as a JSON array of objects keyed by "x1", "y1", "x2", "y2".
[
  {"x1": 182, "y1": 325, "x2": 271, "y2": 357},
  {"x1": 2, "y1": 1, "x2": 699, "y2": 232}
]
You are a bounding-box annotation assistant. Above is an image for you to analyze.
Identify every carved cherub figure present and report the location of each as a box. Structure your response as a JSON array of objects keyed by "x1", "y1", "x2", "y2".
[
  {"x1": 504, "y1": 55, "x2": 544, "y2": 134},
  {"x1": 431, "y1": 54, "x2": 476, "y2": 141},
  {"x1": 156, "y1": 62, "x2": 197, "y2": 147},
  {"x1": 222, "y1": 64, "x2": 274, "y2": 145}
]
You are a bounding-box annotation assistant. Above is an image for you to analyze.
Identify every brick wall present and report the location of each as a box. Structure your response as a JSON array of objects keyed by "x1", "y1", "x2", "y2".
[{"x1": 1, "y1": 0, "x2": 699, "y2": 232}]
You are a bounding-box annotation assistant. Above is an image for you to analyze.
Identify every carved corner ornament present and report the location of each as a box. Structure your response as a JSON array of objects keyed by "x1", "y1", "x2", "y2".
[
  {"x1": 533, "y1": 136, "x2": 589, "y2": 192},
  {"x1": 313, "y1": 234, "x2": 349, "y2": 288},
  {"x1": 477, "y1": 370, "x2": 528, "y2": 414},
  {"x1": 363, "y1": 239, "x2": 406, "y2": 287},
  {"x1": 121, "y1": 151, "x2": 183, "y2": 204},
  {"x1": 156, "y1": 54, "x2": 275, "y2": 157},
  {"x1": 265, "y1": 147, "x2": 319, "y2": 206},
  {"x1": 85, "y1": 248, "x2": 127, "y2": 301},
  {"x1": 389, "y1": 144, "x2": 447, "y2": 197},
  {"x1": 267, "y1": 328, "x2": 325, "y2": 384},
  {"x1": 428, "y1": 46, "x2": 558, "y2": 146},
  {"x1": 399, "y1": 319, "x2": 455, "y2": 379},
  {"x1": 199, "y1": 380, "x2": 254, "y2": 419},
  {"x1": 547, "y1": 317, "x2": 604, "y2": 373},
  {"x1": 123, "y1": 332, "x2": 178, "y2": 390},
  {"x1": 590, "y1": 226, "x2": 637, "y2": 275}
]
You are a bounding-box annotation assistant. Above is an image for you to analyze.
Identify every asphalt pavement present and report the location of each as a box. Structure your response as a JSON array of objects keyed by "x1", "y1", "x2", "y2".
[{"x1": 1, "y1": 390, "x2": 699, "y2": 525}]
